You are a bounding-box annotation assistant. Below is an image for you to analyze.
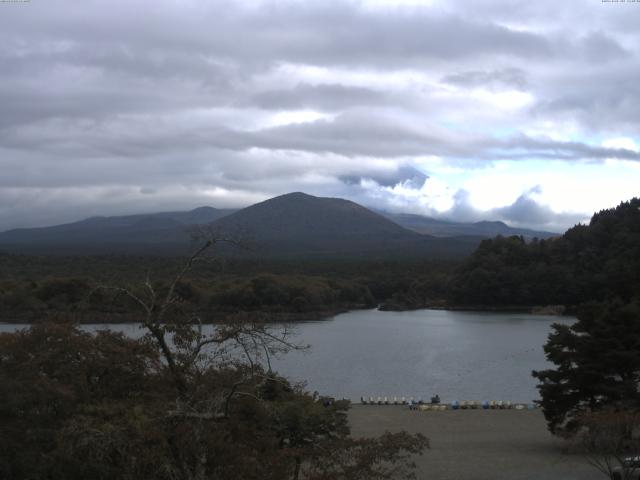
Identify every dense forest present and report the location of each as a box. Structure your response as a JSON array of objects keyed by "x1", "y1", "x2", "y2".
[
  {"x1": 450, "y1": 198, "x2": 640, "y2": 309},
  {"x1": 0, "y1": 255, "x2": 453, "y2": 322}
]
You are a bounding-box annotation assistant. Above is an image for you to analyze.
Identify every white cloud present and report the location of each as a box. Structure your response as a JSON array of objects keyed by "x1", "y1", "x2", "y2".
[
  {"x1": 468, "y1": 89, "x2": 534, "y2": 110},
  {"x1": 602, "y1": 137, "x2": 639, "y2": 152},
  {"x1": 263, "y1": 110, "x2": 335, "y2": 128}
]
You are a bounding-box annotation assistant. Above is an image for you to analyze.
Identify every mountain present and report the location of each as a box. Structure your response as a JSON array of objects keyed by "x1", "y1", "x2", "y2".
[
  {"x1": 207, "y1": 192, "x2": 481, "y2": 259},
  {"x1": 381, "y1": 212, "x2": 558, "y2": 239},
  {"x1": 0, "y1": 207, "x2": 236, "y2": 254},
  {"x1": 0, "y1": 193, "x2": 480, "y2": 258},
  {"x1": 210, "y1": 192, "x2": 414, "y2": 257}
]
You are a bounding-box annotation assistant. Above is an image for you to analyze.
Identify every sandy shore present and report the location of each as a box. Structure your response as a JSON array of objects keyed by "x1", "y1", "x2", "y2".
[{"x1": 348, "y1": 405, "x2": 603, "y2": 480}]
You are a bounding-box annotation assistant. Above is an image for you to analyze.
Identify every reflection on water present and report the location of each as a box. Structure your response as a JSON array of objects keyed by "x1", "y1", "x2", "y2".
[
  {"x1": 271, "y1": 309, "x2": 573, "y2": 403},
  {"x1": 1, "y1": 309, "x2": 574, "y2": 402}
]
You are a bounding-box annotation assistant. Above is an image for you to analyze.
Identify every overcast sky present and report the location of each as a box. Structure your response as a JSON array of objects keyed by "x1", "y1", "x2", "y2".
[{"x1": 1, "y1": 0, "x2": 639, "y2": 233}]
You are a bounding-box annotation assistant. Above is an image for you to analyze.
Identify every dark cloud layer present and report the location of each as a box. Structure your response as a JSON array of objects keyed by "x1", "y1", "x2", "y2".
[
  {"x1": 0, "y1": 0, "x2": 638, "y2": 231},
  {"x1": 246, "y1": 84, "x2": 389, "y2": 111},
  {"x1": 442, "y1": 68, "x2": 529, "y2": 90}
]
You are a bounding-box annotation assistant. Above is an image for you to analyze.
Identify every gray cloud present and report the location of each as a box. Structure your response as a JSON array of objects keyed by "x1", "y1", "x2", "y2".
[
  {"x1": 0, "y1": 0, "x2": 638, "y2": 231},
  {"x1": 7, "y1": 111, "x2": 636, "y2": 168},
  {"x1": 339, "y1": 166, "x2": 427, "y2": 189},
  {"x1": 0, "y1": 1, "x2": 554, "y2": 65},
  {"x1": 533, "y1": 61, "x2": 640, "y2": 130},
  {"x1": 580, "y1": 31, "x2": 630, "y2": 63},
  {"x1": 439, "y1": 188, "x2": 588, "y2": 232},
  {"x1": 493, "y1": 188, "x2": 584, "y2": 229},
  {"x1": 245, "y1": 84, "x2": 390, "y2": 111},
  {"x1": 442, "y1": 68, "x2": 528, "y2": 90},
  {"x1": 486, "y1": 135, "x2": 640, "y2": 161}
]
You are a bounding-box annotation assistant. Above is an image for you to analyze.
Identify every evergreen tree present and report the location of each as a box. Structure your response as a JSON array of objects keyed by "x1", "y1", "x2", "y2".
[{"x1": 533, "y1": 299, "x2": 640, "y2": 435}]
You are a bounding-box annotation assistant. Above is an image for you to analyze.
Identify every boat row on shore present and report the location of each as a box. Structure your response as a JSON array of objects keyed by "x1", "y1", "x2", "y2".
[{"x1": 359, "y1": 397, "x2": 537, "y2": 410}]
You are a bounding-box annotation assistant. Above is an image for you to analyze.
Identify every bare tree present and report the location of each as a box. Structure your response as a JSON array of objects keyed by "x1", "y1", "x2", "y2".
[
  {"x1": 96, "y1": 232, "x2": 306, "y2": 480},
  {"x1": 84, "y1": 230, "x2": 429, "y2": 480},
  {"x1": 579, "y1": 408, "x2": 640, "y2": 480}
]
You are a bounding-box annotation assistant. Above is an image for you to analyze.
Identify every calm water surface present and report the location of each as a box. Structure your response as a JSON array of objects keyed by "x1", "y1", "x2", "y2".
[{"x1": 1, "y1": 309, "x2": 574, "y2": 403}]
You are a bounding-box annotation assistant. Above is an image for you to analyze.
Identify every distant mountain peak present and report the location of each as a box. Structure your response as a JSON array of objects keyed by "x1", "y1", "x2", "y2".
[
  {"x1": 380, "y1": 211, "x2": 558, "y2": 239},
  {"x1": 189, "y1": 206, "x2": 217, "y2": 212},
  {"x1": 279, "y1": 191, "x2": 314, "y2": 199},
  {"x1": 259, "y1": 192, "x2": 336, "y2": 205}
]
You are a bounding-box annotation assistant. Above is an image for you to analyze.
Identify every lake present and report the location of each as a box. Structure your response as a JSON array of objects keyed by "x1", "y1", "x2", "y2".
[{"x1": 0, "y1": 308, "x2": 573, "y2": 403}]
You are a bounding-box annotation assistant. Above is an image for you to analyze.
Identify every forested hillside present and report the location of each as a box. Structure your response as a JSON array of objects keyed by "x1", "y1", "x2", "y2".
[
  {"x1": 450, "y1": 198, "x2": 640, "y2": 308},
  {"x1": 0, "y1": 254, "x2": 455, "y2": 322}
]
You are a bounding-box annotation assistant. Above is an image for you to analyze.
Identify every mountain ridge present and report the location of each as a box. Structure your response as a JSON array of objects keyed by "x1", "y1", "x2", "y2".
[
  {"x1": 0, "y1": 193, "x2": 551, "y2": 257},
  {"x1": 380, "y1": 212, "x2": 558, "y2": 239}
]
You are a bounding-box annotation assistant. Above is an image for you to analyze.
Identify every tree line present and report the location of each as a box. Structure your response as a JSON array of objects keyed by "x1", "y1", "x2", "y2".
[
  {"x1": 450, "y1": 198, "x2": 640, "y2": 308},
  {"x1": 0, "y1": 256, "x2": 454, "y2": 322}
]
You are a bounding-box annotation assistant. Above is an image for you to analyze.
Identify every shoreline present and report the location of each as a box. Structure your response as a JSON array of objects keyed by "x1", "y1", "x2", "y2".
[
  {"x1": 380, "y1": 303, "x2": 570, "y2": 316},
  {"x1": 0, "y1": 307, "x2": 353, "y2": 325},
  {"x1": 0, "y1": 303, "x2": 572, "y2": 325}
]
